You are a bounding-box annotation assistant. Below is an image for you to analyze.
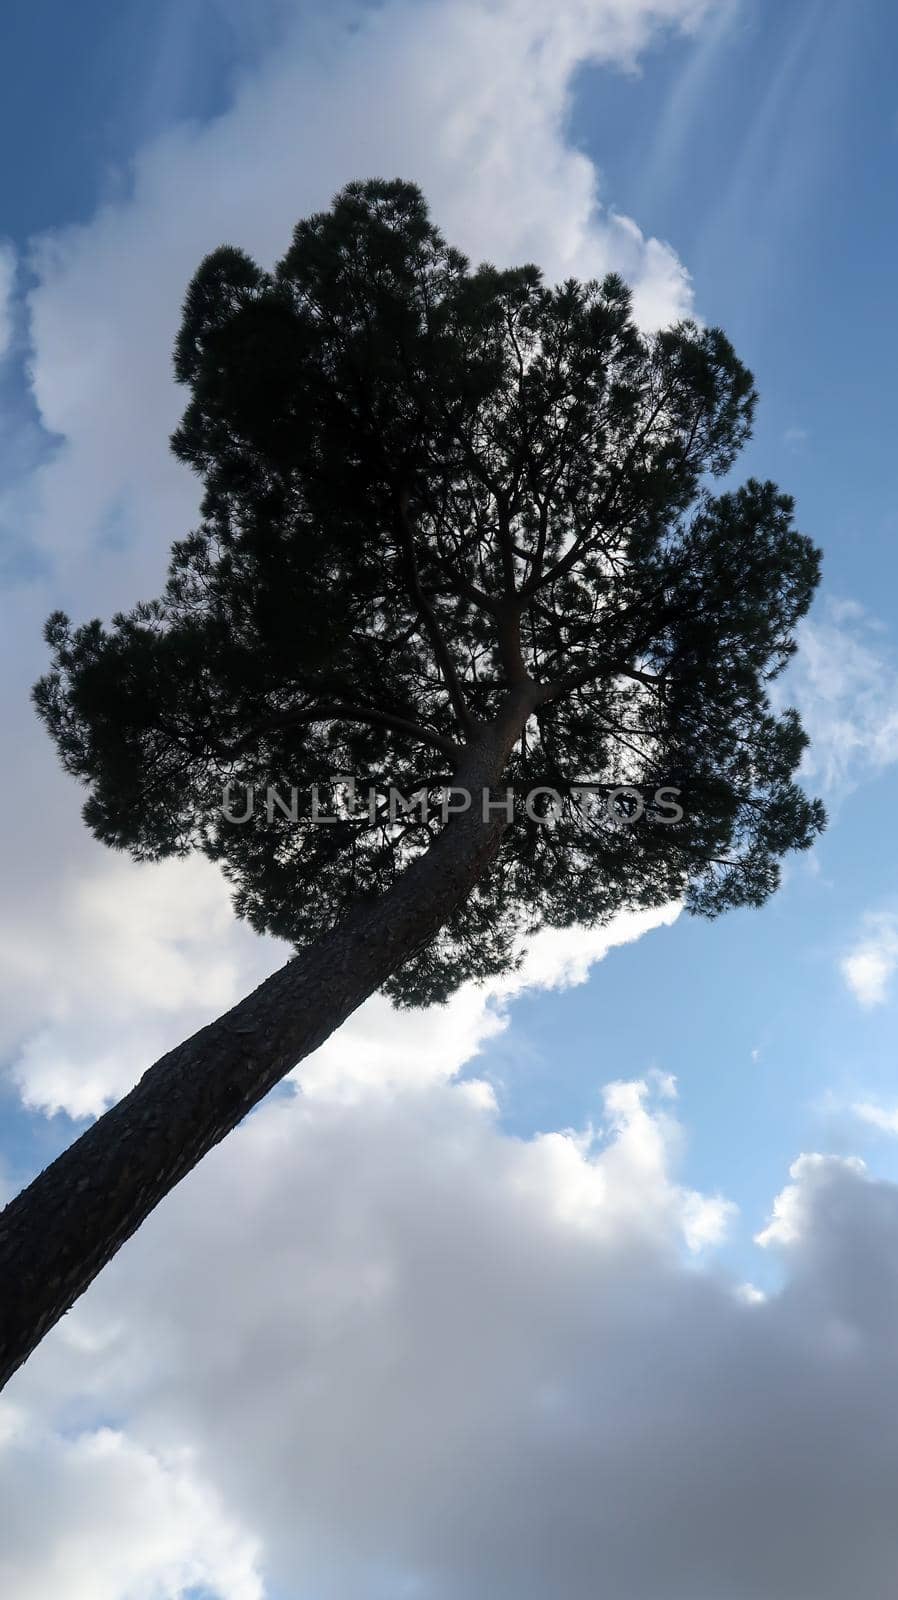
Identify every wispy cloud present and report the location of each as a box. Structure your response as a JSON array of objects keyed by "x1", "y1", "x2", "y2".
[
  {"x1": 692, "y1": 0, "x2": 860, "y2": 300},
  {"x1": 852, "y1": 1100, "x2": 898, "y2": 1136},
  {"x1": 783, "y1": 423, "x2": 809, "y2": 451},
  {"x1": 633, "y1": 0, "x2": 743, "y2": 217},
  {"x1": 778, "y1": 597, "x2": 898, "y2": 798},
  {"x1": 0, "y1": 241, "x2": 15, "y2": 362}
]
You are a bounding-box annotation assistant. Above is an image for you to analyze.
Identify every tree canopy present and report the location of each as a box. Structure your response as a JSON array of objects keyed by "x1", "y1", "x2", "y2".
[{"x1": 34, "y1": 178, "x2": 824, "y2": 1006}]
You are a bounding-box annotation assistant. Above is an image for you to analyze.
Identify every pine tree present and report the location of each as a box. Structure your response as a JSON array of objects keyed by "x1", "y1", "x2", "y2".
[{"x1": 0, "y1": 179, "x2": 824, "y2": 1389}]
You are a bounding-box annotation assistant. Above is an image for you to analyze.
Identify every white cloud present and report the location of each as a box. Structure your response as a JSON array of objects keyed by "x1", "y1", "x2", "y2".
[
  {"x1": 0, "y1": 1408, "x2": 263, "y2": 1600},
  {"x1": 9, "y1": 1077, "x2": 898, "y2": 1598},
  {"x1": 0, "y1": 241, "x2": 15, "y2": 361},
  {"x1": 2, "y1": 856, "x2": 677, "y2": 1118},
  {"x1": 852, "y1": 1099, "x2": 898, "y2": 1137},
  {"x1": 781, "y1": 597, "x2": 898, "y2": 797},
  {"x1": 839, "y1": 911, "x2": 898, "y2": 1008},
  {"x1": 754, "y1": 1151, "x2": 866, "y2": 1248},
  {"x1": 16, "y1": 0, "x2": 707, "y2": 580},
  {"x1": 296, "y1": 904, "x2": 680, "y2": 1104},
  {"x1": 1, "y1": 853, "x2": 285, "y2": 1119}
]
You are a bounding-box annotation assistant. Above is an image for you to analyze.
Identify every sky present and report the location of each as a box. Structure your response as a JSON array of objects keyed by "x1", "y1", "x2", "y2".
[{"x1": 2, "y1": 0, "x2": 898, "y2": 1594}]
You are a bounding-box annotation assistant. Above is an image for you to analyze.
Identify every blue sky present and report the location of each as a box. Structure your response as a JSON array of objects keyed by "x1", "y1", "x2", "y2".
[
  {"x1": 1, "y1": 0, "x2": 295, "y2": 237},
  {"x1": 4, "y1": 2, "x2": 898, "y2": 1596}
]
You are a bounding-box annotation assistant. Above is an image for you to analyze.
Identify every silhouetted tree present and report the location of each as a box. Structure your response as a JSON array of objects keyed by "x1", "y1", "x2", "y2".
[{"x1": 0, "y1": 179, "x2": 823, "y2": 1389}]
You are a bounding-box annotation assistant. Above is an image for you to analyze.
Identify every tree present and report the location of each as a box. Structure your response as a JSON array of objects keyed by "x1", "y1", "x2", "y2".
[{"x1": 0, "y1": 179, "x2": 823, "y2": 1390}]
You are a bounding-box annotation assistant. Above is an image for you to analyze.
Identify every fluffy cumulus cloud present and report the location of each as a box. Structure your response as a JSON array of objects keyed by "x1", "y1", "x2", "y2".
[
  {"x1": 839, "y1": 910, "x2": 898, "y2": 1008},
  {"x1": 297, "y1": 903, "x2": 680, "y2": 1105},
  {"x1": 7, "y1": 1071, "x2": 898, "y2": 1599},
  {"x1": 19, "y1": 0, "x2": 707, "y2": 575},
  {"x1": 0, "y1": 1409, "x2": 264, "y2": 1600},
  {"x1": 1, "y1": 853, "x2": 285, "y2": 1119},
  {"x1": 1, "y1": 840, "x2": 676, "y2": 1117}
]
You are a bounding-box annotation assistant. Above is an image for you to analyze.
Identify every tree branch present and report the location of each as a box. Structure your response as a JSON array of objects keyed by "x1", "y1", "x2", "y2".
[
  {"x1": 221, "y1": 703, "x2": 460, "y2": 762},
  {"x1": 395, "y1": 487, "x2": 477, "y2": 737}
]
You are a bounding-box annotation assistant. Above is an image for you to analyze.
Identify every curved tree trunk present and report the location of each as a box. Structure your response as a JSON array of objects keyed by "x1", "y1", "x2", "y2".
[{"x1": 0, "y1": 690, "x2": 537, "y2": 1392}]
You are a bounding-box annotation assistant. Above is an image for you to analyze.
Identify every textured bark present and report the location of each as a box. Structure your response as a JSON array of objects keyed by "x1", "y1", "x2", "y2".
[{"x1": 0, "y1": 691, "x2": 538, "y2": 1392}]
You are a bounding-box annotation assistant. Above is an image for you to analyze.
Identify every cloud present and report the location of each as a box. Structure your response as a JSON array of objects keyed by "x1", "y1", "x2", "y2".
[
  {"x1": 783, "y1": 423, "x2": 809, "y2": 451},
  {"x1": 777, "y1": 596, "x2": 898, "y2": 798},
  {"x1": 839, "y1": 911, "x2": 898, "y2": 1008},
  {"x1": 851, "y1": 1100, "x2": 898, "y2": 1137},
  {"x1": 0, "y1": 242, "x2": 14, "y2": 362},
  {"x1": 2, "y1": 846, "x2": 677, "y2": 1118},
  {"x1": 629, "y1": 0, "x2": 742, "y2": 217},
  {"x1": 754, "y1": 1151, "x2": 866, "y2": 1247},
  {"x1": 9, "y1": 1075, "x2": 898, "y2": 1598},
  {"x1": 1, "y1": 853, "x2": 286, "y2": 1120},
  {"x1": 296, "y1": 903, "x2": 680, "y2": 1105},
  {"x1": 0, "y1": 1408, "x2": 263, "y2": 1600},
  {"x1": 17, "y1": 0, "x2": 707, "y2": 579}
]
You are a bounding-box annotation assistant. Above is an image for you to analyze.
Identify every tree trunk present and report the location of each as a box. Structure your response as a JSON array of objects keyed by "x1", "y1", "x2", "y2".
[{"x1": 0, "y1": 690, "x2": 537, "y2": 1392}]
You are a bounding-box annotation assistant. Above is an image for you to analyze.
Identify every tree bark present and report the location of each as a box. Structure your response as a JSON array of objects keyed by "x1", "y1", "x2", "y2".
[{"x1": 0, "y1": 689, "x2": 538, "y2": 1392}]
